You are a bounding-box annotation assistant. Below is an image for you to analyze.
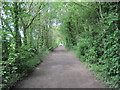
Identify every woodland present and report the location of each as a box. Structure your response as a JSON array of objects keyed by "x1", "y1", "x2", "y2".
[{"x1": 0, "y1": 2, "x2": 120, "y2": 89}]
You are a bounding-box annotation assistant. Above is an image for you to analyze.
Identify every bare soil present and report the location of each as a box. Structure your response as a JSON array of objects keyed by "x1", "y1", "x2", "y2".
[{"x1": 15, "y1": 46, "x2": 104, "y2": 88}]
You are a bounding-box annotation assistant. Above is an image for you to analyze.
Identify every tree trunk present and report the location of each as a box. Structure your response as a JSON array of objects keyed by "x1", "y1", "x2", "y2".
[
  {"x1": 98, "y1": 2, "x2": 103, "y2": 19},
  {"x1": 1, "y1": 18, "x2": 9, "y2": 61},
  {"x1": 23, "y1": 27, "x2": 27, "y2": 45},
  {"x1": 118, "y1": 2, "x2": 120, "y2": 30},
  {"x1": 14, "y1": 2, "x2": 22, "y2": 52}
]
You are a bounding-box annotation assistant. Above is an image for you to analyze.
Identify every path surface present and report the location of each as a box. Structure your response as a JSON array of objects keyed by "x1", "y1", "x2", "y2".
[{"x1": 15, "y1": 46, "x2": 104, "y2": 88}]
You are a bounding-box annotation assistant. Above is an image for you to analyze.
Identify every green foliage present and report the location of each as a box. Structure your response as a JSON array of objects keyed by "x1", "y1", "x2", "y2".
[
  {"x1": 1, "y1": 46, "x2": 35, "y2": 89},
  {"x1": 1, "y1": 2, "x2": 57, "y2": 90},
  {"x1": 1, "y1": 48, "x2": 49, "y2": 89},
  {"x1": 59, "y1": 2, "x2": 119, "y2": 88},
  {"x1": 1, "y1": 2, "x2": 119, "y2": 89}
]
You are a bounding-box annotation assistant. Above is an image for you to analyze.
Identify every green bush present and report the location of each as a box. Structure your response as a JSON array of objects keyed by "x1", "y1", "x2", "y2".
[
  {"x1": 1, "y1": 45, "x2": 46, "y2": 89},
  {"x1": 74, "y1": 22, "x2": 119, "y2": 88}
]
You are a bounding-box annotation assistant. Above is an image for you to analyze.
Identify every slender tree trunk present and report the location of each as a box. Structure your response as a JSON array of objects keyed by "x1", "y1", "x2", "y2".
[
  {"x1": 45, "y1": 24, "x2": 49, "y2": 48},
  {"x1": 98, "y1": 2, "x2": 103, "y2": 19},
  {"x1": 14, "y1": 2, "x2": 22, "y2": 52},
  {"x1": 1, "y1": 18, "x2": 9, "y2": 61},
  {"x1": 29, "y1": 26, "x2": 33, "y2": 46},
  {"x1": 67, "y1": 21, "x2": 76, "y2": 46},
  {"x1": 118, "y1": 2, "x2": 120, "y2": 30},
  {"x1": 23, "y1": 27, "x2": 27, "y2": 45},
  {"x1": 40, "y1": 27, "x2": 44, "y2": 48}
]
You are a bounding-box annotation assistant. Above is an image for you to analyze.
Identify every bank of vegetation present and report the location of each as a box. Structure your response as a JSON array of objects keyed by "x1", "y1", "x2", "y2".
[
  {"x1": 1, "y1": 2, "x2": 59, "y2": 89},
  {"x1": 59, "y1": 2, "x2": 120, "y2": 88}
]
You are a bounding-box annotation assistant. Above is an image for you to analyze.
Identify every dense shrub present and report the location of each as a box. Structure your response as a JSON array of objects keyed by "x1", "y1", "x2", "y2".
[
  {"x1": 59, "y1": 2, "x2": 119, "y2": 88},
  {"x1": 1, "y1": 46, "x2": 44, "y2": 89},
  {"x1": 74, "y1": 21, "x2": 119, "y2": 88}
]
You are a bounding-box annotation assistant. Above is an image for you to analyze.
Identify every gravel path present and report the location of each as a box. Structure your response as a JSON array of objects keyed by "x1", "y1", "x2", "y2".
[{"x1": 15, "y1": 46, "x2": 104, "y2": 88}]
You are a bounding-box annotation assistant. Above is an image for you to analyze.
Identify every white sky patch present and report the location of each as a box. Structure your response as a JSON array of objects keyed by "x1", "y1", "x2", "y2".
[
  {"x1": 53, "y1": 23, "x2": 61, "y2": 26},
  {"x1": 1, "y1": 10, "x2": 7, "y2": 19},
  {"x1": 52, "y1": 19, "x2": 61, "y2": 26},
  {"x1": 20, "y1": 30, "x2": 24, "y2": 38}
]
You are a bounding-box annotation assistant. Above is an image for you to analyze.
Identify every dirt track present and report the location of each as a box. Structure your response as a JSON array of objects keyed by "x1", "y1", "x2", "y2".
[{"x1": 15, "y1": 46, "x2": 104, "y2": 88}]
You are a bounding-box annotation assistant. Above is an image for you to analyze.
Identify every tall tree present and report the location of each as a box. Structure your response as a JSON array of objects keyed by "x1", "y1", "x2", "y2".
[{"x1": 13, "y1": 2, "x2": 22, "y2": 52}]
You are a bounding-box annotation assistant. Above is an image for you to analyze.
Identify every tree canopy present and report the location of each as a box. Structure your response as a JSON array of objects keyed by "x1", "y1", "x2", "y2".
[{"x1": 1, "y1": 2, "x2": 120, "y2": 89}]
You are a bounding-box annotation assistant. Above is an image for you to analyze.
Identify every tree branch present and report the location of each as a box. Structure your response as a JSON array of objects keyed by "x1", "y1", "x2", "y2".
[
  {"x1": 26, "y1": 13, "x2": 38, "y2": 29},
  {"x1": 26, "y1": 4, "x2": 42, "y2": 29},
  {"x1": 73, "y1": 2, "x2": 90, "y2": 8},
  {"x1": 29, "y1": 2, "x2": 33, "y2": 13},
  {"x1": 98, "y1": 2, "x2": 104, "y2": 19},
  {"x1": 20, "y1": 17, "x2": 26, "y2": 28}
]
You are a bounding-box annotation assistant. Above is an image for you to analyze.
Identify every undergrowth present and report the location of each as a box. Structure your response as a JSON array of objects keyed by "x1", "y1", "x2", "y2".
[{"x1": 1, "y1": 49, "x2": 50, "y2": 90}]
